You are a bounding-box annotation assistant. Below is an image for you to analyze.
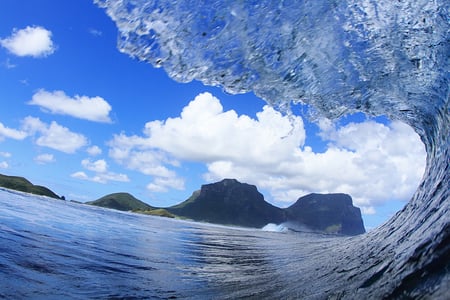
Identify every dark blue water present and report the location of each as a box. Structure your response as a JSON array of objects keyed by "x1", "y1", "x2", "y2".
[{"x1": 0, "y1": 188, "x2": 343, "y2": 299}]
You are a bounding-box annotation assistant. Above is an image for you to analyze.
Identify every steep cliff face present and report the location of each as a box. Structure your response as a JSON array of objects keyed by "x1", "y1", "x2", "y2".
[
  {"x1": 168, "y1": 179, "x2": 365, "y2": 235},
  {"x1": 284, "y1": 193, "x2": 366, "y2": 235},
  {"x1": 168, "y1": 179, "x2": 286, "y2": 228},
  {"x1": 81, "y1": 178, "x2": 365, "y2": 235}
]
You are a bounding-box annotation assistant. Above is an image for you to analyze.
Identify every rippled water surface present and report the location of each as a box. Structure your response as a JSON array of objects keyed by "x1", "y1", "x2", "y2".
[{"x1": 0, "y1": 189, "x2": 345, "y2": 299}]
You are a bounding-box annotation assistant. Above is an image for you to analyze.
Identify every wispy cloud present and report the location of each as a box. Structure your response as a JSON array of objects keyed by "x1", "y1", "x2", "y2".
[
  {"x1": 0, "y1": 152, "x2": 11, "y2": 158},
  {"x1": 0, "y1": 26, "x2": 55, "y2": 57},
  {"x1": 28, "y1": 89, "x2": 113, "y2": 123},
  {"x1": 3, "y1": 58, "x2": 16, "y2": 69},
  {"x1": 89, "y1": 28, "x2": 102, "y2": 37},
  {"x1": 34, "y1": 153, "x2": 55, "y2": 164},
  {"x1": 22, "y1": 116, "x2": 87, "y2": 153}
]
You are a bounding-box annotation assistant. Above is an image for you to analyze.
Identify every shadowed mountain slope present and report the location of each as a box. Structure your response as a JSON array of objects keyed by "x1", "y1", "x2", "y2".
[
  {"x1": 167, "y1": 179, "x2": 365, "y2": 234},
  {"x1": 285, "y1": 193, "x2": 366, "y2": 235},
  {"x1": 168, "y1": 179, "x2": 286, "y2": 228}
]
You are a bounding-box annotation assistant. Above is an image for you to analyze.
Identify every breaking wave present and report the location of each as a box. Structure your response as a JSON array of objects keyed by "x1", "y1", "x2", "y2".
[
  {"x1": 95, "y1": 0, "x2": 449, "y2": 298},
  {"x1": 261, "y1": 223, "x2": 288, "y2": 233}
]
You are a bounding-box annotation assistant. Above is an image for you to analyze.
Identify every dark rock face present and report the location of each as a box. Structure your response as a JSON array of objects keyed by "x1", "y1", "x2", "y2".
[
  {"x1": 168, "y1": 179, "x2": 365, "y2": 235},
  {"x1": 84, "y1": 178, "x2": 365, "y2": 235},
  {"x1": 285, "y1": 193, "x2": 366, "y2": 235},
  {"x1": 168, "y1": 179, "x2": 286, "y2": 228}
]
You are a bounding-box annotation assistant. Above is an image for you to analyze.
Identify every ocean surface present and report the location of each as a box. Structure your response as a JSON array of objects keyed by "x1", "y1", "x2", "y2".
[{"x1": 0, "y1": 188, "x2": 345, "y2": 299}]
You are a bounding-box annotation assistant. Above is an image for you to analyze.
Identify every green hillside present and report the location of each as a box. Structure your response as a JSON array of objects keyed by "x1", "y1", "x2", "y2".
[
  {"x1": 87, "y1": 192, "x2": 155, "y2": 211},
  {"x1": 0, "y1": 173, "x2": 61, "y2": 199}
]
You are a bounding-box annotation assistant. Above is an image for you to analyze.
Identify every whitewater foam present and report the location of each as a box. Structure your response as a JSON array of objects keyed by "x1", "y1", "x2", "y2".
[{"x1": 261, "y1": 223, "x2": 288, "y2": 233}]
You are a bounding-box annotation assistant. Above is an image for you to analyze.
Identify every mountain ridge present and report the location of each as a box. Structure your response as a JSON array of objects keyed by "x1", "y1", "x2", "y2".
[
  {"x1": 167, "y1": 179, "x2": 365, "y2": 235},
  {"x1": 0, "y1": 173, "x2": 365, "y2": 235}
]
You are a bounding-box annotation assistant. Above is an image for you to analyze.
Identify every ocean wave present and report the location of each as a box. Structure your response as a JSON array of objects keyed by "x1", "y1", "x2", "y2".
[
  {"x1": 261, "y1": 223, "x2": 288, "y2": 233},
  {"x1": 95, "y1": 0, "x2": 449, "y2": 298}
]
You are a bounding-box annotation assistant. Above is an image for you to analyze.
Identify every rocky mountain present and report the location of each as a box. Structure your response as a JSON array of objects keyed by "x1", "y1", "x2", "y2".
[
  {"x1": 1, "y1": 171, "x2": 365, "y2": 235},
  {"x1": 168, "y1": 179, "x2": 365, "y2": 235},
  {"x1": 167, "y1": 179, "x2": 286, "y2": 228},
  {"x1": 284, "y1": 193, "x2": 366, "y2": 235},
  {"x1": 0, "y1": 173, "x2": 61, "y2": 199},
  {"x1": 87, "y1": 192, "x2": 155, "y2": 211}
]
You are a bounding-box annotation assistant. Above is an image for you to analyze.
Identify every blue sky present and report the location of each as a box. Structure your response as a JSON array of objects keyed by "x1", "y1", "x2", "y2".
[{"x1": 0, "y1": 0, "x2": 426, "y2": 230}]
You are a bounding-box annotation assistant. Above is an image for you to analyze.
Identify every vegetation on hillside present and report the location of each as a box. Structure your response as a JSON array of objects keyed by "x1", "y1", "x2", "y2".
[
  {"x1": 0, "y1": 173, "x2": 61, "y2": 199},
  {"x1": 87, "y1": 192, "x2": 155, "y2": 211}
]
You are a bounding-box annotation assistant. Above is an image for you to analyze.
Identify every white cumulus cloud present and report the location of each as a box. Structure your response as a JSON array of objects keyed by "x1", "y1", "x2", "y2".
[
  {"x1": 142, "y1": 92, "x2": 305, "y2": 164},
  {"x1": 107, "y1": 92, "x2": 426, "y2": 214},
  {"x1": 0, "y1": 122, "x2": 27, "y2": 141},
  {"x1": 81, "y1": 158, "x2": 108, "y2": 173},
  {"x1": 22, "y1": 116, "x2": 87, "y2": 153},
  {"x1": 28, "y1": 89, "x2": 112, "y2": 123},
  {"x1": 147, "y1": 177, "x2": 185, "y2": 193},
  {"x1": 71, "y1": 171, "x2": 129, "y2": 184},
  {"x1": 109, "y1": 92, "x2": 302, "y2": 194},
  {"x1": 71, "y1": 171, "x2": 89, "y2": 181},
  {"x1": 86, "y1": 145, "x2": 102, "y2": 156},
  {"x1": 0, "y1": 26, "x2": 55, "y2": 57},
  {"x1": 71, "y1": 158, "x2": 129, "y2": 184}
]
